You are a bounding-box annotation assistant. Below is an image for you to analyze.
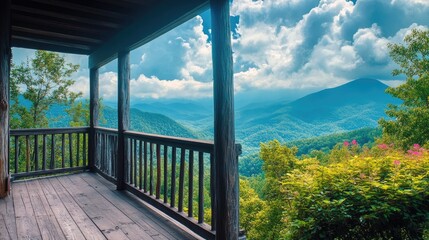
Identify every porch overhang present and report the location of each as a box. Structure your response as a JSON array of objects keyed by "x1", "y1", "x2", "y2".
[{"x1": 11, "y1": 0, "x2": 209, "y2": 66}]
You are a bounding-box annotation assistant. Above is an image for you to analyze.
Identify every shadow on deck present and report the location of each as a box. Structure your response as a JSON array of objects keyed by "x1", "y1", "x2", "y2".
[{"x1": 0, "y1": 173, "x2": 199, "y2": 240}]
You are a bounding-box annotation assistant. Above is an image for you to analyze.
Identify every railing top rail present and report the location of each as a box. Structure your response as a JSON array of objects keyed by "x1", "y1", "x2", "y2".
[
  {"x1": 10, "y1": 127, "x2": 90, "y2": 136},
  {"x1": 124, "y1": 130, "x2": 214, "y2": 153},
  {"x1": 94, "y1": 126, "x2": 118, "y2": 135}
]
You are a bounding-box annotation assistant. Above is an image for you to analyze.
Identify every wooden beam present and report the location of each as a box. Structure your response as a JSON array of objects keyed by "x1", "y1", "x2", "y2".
[
  {"x1": 12, "y1": 26, "x2": 102, "y2": 44},
  {"x1": 30, "y1": 0, "x2": 126, "y2": 19},
  {"x1": 12, "y1": 4, "x2": 121, "y2": 29},
  {"x1": 88, "y1": 68, "x2": 99, "y2": 172},
  {"x1": 12, "y1": 36, "x2": 92, "y2": 55},
  {"x1": 117, "y1": 51, "x2": 130, "y2": 190},
  {"x1": 12, "y1": 14, "x2": 110, "y2": 39},
  {"x1": 89, "y1": 0, "x2": 209, "y2": 69},
  {"x1": 210, "y1": 0, "x2": 239, "y2": 239},
  {"x1": 0, "y1": 0, "x2": 11, "y2": 198}
]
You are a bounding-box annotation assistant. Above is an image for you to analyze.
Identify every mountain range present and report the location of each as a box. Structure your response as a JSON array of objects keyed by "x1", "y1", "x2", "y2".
[
  {"x1": 233, "y1": 78, "x2": 401, "y2": 153},
  {"x1": 45, "y1": 78, "x2": 400, "y2": 155}
]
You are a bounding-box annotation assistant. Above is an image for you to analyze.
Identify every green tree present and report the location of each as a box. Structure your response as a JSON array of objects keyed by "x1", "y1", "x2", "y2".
[
  {"x1": 10, "y1": 50, "x2": 81, "y2": 129},
  {"x1": 379, "y1": 28, "x2": 429, "y2": 149},
  {"x1": 252, "y1": 140, "x2": 298, "y2": 239}
]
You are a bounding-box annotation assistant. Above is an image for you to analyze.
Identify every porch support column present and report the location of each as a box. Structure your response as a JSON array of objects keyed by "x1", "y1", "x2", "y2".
[
  {"x1": 0, "y1": 0, "x2": 11, "y2": 198},
  {"x1": 211, "y1": 0, "x2": 239, "y2": 239},
  {"x1": 88, "y1": 67, "x2": 99, "y2": 172},
  {"x1": 117, "y1": 50, "x2": 130, "y2": 190}
]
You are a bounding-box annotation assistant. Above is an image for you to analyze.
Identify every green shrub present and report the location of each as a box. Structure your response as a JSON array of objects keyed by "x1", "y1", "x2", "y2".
[{"x1": 282, "y1": 144, "x2": 429, "y2": 239}]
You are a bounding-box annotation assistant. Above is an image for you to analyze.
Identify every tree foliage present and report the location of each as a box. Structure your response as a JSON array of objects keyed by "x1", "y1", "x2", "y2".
[
  {"x1": 379, "y1": 28, "x2": 429, "y2": 149},
  {"x1": 240, "y1": 140, "x2": 429, "y2": 239},
  {"x1": 10, "y1": 50, "x2": 81, "y2": 128}
]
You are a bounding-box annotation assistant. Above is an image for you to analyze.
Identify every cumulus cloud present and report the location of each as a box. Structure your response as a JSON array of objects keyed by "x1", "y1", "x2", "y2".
[
  {"x1": 129, "y1": 16, "x2": 212, "y2": 82},
  {"x1": 130, "y1": 74, "x2": 212, "y2": 99},
  {"x1": 231, "y1": 0, "x2": 429, "y2": 91}
]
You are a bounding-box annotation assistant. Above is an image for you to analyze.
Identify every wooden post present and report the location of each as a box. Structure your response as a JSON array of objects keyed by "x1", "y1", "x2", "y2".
[
  {"x1": 0, "y1": 0, "x2": 11, "y2": 198},
  {"x1": 117, "y1": 50, "x2": 130, "y2": 190},
  {"x1": 211, "y1": 0, "x2": 240, "y2": 239},
  {"x1": 88, "y1": 67, "x2": 99, "y2": 172}
]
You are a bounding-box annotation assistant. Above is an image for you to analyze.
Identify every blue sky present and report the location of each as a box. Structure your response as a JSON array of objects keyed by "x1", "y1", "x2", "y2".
[{"x1": 12, "y1": 0, "x2": 429, "y2": 103}]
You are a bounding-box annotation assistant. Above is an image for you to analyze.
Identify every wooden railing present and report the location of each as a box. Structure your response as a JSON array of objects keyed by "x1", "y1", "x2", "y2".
[
  {"x1": 9, "y1": 126, "x2": 235, "y2": 239},
  {"x1": 9, "y1": 127, "x2": 89, "y2": 180},
  {"x1": 94, "y1": 127, "x2": 217, "y2": 239}
]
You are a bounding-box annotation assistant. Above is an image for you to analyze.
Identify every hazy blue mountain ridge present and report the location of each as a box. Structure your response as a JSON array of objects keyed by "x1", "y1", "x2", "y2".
[{"x1": 234, "y1": 78, "x2": 401, "y2": 154}]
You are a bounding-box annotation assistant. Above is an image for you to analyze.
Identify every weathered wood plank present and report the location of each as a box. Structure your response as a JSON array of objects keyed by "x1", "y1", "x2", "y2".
[
  {"x1": 0, "y1": 0, "x2": 11, "y2": 198},
  {"x1": 79, "y1": 174, "x2": 161, "y2": 239},
  {"x1": 47, "y1": 178, "x2": 106, "y2": 240},
  {"x1": 26, "y1": 180, "x2": 66, "y2": 240},
  {"x1": 12, "y1": 182, "x2": 42, "y2": 239},
  {"x1": 37, "y1": 178, "x2": 87, "y2": 240},
  {"x1": 211, "y1": 0, "x2": 239, "y2": 238},
  {"x1": 0, "y1": 194, "x2": 17, "y2": 240},
  {"x1": 59, "y1": 175, "x2": 145, "y2": 239},
  {"x1": 81, "y1": 173, "x2": 197, "y2": 240},
  {"x1": 0, "y1": 209, "x2": 9, "y2": 240}
]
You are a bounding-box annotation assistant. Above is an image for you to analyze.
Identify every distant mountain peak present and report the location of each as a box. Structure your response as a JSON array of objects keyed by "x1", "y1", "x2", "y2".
[{"x1": 340, "y1": 78, "x2": 387, "y2": 88}]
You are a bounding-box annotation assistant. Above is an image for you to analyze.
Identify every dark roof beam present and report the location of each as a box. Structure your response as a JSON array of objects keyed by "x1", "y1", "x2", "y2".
[
  {"x1": 11, "y1": 4, "x2": 121, "y2": 29},
  {"x1": 30, "y1": 0, "x2": 126, "y2": 19},
  {"x1": 12, "y1": 36, "x2": 91, "y2": 55},
  {"x1": 12, "y1": 16, "x2": 108, "y2": 40},
  {"x1": 12, "y1": 26, "x2": 102, "y2": 44}
]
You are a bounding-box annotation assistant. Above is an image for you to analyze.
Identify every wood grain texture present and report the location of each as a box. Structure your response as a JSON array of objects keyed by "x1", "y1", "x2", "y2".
[
  {"x1": 2, "y1": 168, "x2": 200, "y2": 239},
  {"x1": 0, "y1": 191, "x2": 17, "y2": 239},
  {"x1": 117, "y1": 50, "x2": 130, "y2": 190},
  {"x1": 0, "y1": 0, "x2": 11, "y2": 198},
  {"x1": 210, "y1": 0, "x2": 239, "y2": 239},
  {"x1": 89, "y1": 67, "x2": 99, "y2": 172}
]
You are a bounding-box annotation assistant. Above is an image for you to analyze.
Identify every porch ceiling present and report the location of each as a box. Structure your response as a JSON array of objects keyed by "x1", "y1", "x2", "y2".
[{"x1": 10, "y1": 0, "x2": 209, "y2": 67}]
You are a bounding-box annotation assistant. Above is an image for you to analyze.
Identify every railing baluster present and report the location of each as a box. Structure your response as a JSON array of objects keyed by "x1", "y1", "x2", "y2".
[
  {"x1": 69, "y1": 133, "x2": 73, "y2": 167},
  {"x1": 210, "y1": 153, "x2": 216, "y2": 231},
  {"x1": 150, "y1": 143, "x2": 153, "y2": 195},
  {"x1": 156, "y1": 143, "x2": 161, "y2": 199},
  {"x1": 42, "y1": 134, "x2": 46, "y2": 170},
  {"x1": 198, "y1": 151, "x2": 204, "y2": 223},
  {"x1": 139, "y1": 140, "x2": 143, "y2": 190},
  {"x1": 164, "y1": 145, "x2": 168, "y2": 204},
  {"x1": 134, "y1": 139, "x2": 137, "y2": 187},
  {"x1": 83, "y1": 133, "x2": 87, "y2": 167},
  {"x1": 34, "y1": 135, "x2": 39, "y2": 171},
  {"x1": 76, "y1": 133, "x2": 80, "y2": 167},
  {"x1": 14, "y1": 136, "x2": 18, "y2": 173},
  {"x1": 110, "y1": 135, "x2": 113, "y2": 176},
  {"x1": 170, "y1": 147, "x2": 177, "y2": 208},
  {"x1": 129, "y1": 138, "x2": 133, "y2": 185},
  {"x1": 188, "y1": 150, "x2": 194, "y2": 218},
  {"x1": 25, "y1": 135, "x2": 30, "y2": 172},
  {"x1": 144, "y1": 141, "x2": 148, "y2": 192},
  {"x1": 50, "y1": 134, "x2": 55, "y2": 169},
  {"x1": 61, "y1": 133, "x2": 65, "y2": 168},
  {"x1": 113, "y1": 135, "x2": 118, "y2": 177},
  {"x1": 178, "y1": 148, "x2": 185, "y2": 212}
]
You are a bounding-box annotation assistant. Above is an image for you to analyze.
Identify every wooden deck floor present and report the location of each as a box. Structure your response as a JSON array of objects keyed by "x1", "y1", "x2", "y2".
[{"x1": 0, "y1": 173, "x2": 199, "y2": 240}]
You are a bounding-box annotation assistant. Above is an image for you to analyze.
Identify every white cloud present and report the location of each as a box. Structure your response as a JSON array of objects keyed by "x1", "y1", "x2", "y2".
[
  {"x1": 230, "y1": 0, "x2": 429, "y2": 91},
  {"x1": 130, "y1": 74, "x2": 212, "y2": 99},
  {"x1": 99, "y1": 72, "x2": 118, "y2": 100}
]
